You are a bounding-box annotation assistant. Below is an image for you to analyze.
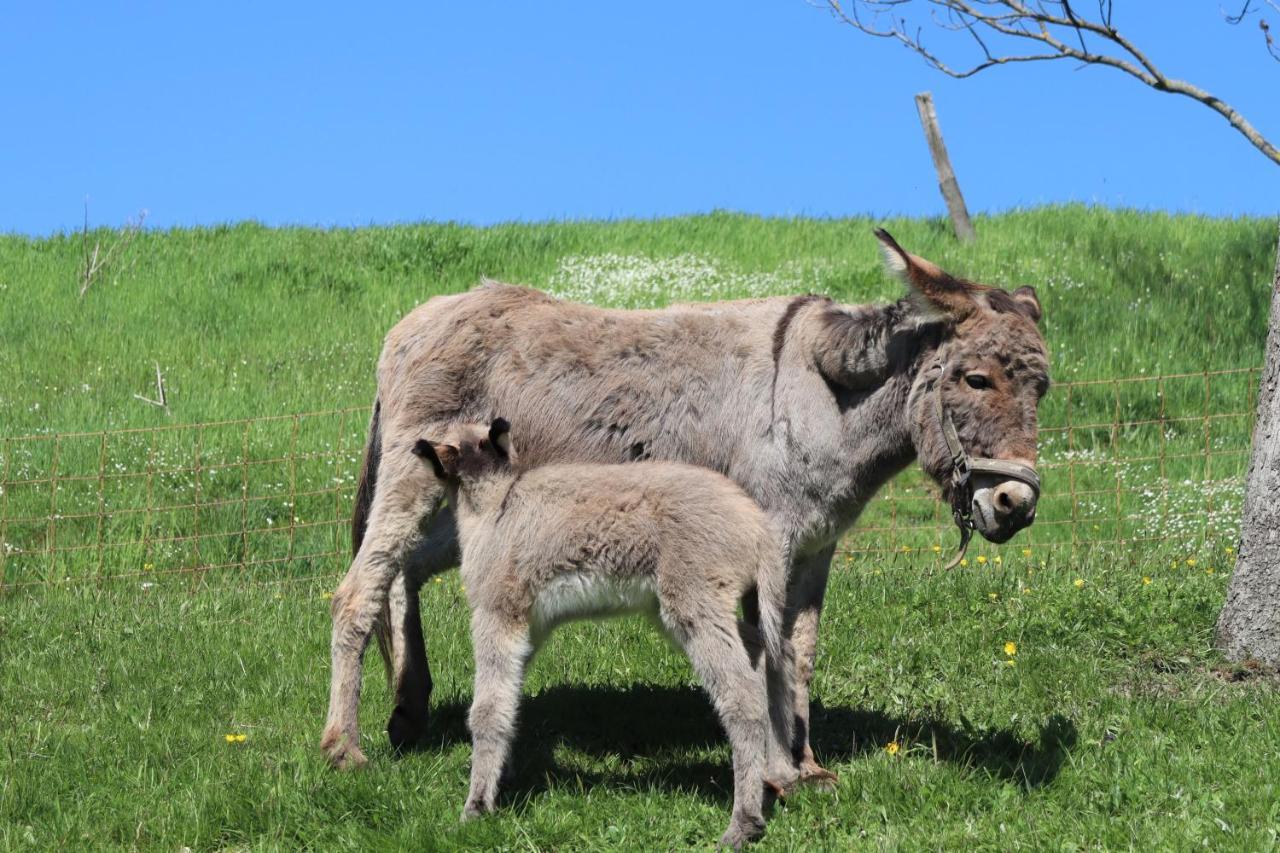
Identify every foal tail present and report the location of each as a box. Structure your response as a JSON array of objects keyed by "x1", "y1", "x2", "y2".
[
  {"x1": 754, "y1": 533, "x2": 790, "y2": 678},
  {"x1": 351, "y1": 398, "x2": 394, "y2": 687}
]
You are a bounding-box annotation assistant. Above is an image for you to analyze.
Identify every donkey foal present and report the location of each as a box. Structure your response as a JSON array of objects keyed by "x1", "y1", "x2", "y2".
[{"x1": 414, "y1": 419, "x2": 796, "y2": 848}]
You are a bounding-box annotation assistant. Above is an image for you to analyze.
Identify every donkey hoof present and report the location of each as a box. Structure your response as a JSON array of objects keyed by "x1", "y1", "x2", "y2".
[
  {"x1": 798, "y1": 760, "x2": 839, "y2": 790},
  {"x1": 718, "y1": 815, "x2": 766, "y2": 849},
  {"x1": 320, "y1": 729, "x2": 368, "y2": 770},
  {"x1": 461, "y1": 800, "x2": 493, "y2": 822},
  {"x1": 386, "y1": 704, "x2": 430, "y2": 752}
]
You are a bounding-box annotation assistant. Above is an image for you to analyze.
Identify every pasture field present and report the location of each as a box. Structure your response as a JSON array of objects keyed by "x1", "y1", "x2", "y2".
[{"x1": 1, "y1": 207, "x2": 1278, "y2": 849}]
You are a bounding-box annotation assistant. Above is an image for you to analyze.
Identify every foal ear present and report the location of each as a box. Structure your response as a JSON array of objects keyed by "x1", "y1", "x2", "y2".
[
  {"x1": 412, "y1": 439, "x2": 457, "y2": 479},
  {"x1": 874, "y1": 228, "x2": 976, "y2": 320},
  {"x1": 488, "y1": 418, "x2": 512, "y2": 458},
  {"x1": 1011, "y1": 285, "x2": 1042, "y2": 323}
]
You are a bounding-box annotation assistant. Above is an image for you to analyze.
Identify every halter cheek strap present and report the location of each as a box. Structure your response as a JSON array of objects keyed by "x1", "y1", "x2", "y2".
[{"x1": 930, "y1": 366, "x2": 1041, "y2": 570}]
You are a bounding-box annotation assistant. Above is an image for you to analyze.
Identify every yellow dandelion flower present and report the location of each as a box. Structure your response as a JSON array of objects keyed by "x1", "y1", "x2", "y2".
[
  {"x1": 886, "y1": 741, "x2": 900, "y2": 755},
  {"x1": 1021, "y1": 548, "x2": 1032, "y2": 558},
  {"x1": 224, "y1": 733, "x2": 246, "y2": 743},
  {"x1": 959, "y1": 558, "x2": 969, "y2": 567},
  {"x1": 1005, "y1": 659, "x2": 1017, "y2": 667},
  {"x1": 900, "y1": 545, "x2": 912, "y2": 553},
  {"x1": 1073, "y1": 578, "x2": 1085, "y2": 589},
  {"x1": 1206, "y1": 568, "x2": 1215, "y2": 575},
  {"x1": 143, "y1": 562, "x2": 154, "y2": 572},
  {"x1": 433, "y1": 577, "x2": 443, "y2": 584},
  {"x1": 1022, "y1": 587, "x2": 1032, "y2": 595},
  {"x1": 994, "y1": 556, "x2": 1002, "y2": 565},
  {"x1": 988, "y1": 592, "x2": 999, "y2": 601},
  {"x1": 1004, "y1": 642, "x2": 1017, "y2": 656},
  {"x1": 320, "y1": 591, "x2": 333, "y2": 600},
  {"x1": 932, "y1": 544, "x2": 942, "y2": 553},
  {"x1": 1142, "y1": 576, "x2": 1152, "y2": 585},
  {"x1": 1185, "y1": 558, "x2": 1197, "y2": 567},
  {"x1": 1225, "y1": 546, "x2": 1234, "y2": 555},
  {"x1": 976, "y1": 555, "x2": 988, "y2": 565}
]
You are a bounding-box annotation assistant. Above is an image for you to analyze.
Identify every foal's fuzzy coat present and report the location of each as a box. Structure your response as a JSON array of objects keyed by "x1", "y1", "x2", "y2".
[{"x1": 415, "y1": 419, "x2": 795, "y2": 848}]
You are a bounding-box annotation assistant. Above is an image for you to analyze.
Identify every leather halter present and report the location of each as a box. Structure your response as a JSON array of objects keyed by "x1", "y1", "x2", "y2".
[{"x1": 927, "y1": 365, "x2": 1042, "y2": 570}]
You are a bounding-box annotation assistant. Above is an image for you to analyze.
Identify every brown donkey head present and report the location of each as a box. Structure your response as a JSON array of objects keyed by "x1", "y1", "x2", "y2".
[
  {"x1": 413, "y1": 418, "x2": 514, "y2": 482},
  {"x1": 877, "y1": 229, "x2": 1050, "y2": 544}
]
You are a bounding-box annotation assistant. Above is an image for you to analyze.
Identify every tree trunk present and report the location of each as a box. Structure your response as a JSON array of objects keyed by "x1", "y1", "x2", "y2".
[
  {"x1": 1216, "y1": 224, "x2": 1280, "y2": 664},
  {"x1": 914, "y1": 92, "x2": 976, "y2": 243}
]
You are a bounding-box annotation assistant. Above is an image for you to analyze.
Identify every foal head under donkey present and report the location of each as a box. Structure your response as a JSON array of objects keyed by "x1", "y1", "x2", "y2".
[{"x1": 414, "y1": 419, "x2": 796, "y2": 848}]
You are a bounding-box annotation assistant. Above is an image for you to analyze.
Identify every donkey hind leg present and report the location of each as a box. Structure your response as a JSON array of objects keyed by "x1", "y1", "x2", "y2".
[
  {"x1": 669, "y1": 610, "x2": 770, "y2": 849},
  {"x1": 321, "y1": 455, "x2": 445, "y2": 769},
  {"x1": 386, "y1": 507, "x2": 459, "y2": 752},
  {"x1": 785, "y1": 545, "x2": 838, "y2": 788},
  {"x1": 463, "y1": 611, "x2": 532, "y2": 820},
  {"x1": 737, "y1": 619, "x2": 799, "y2": 795}
]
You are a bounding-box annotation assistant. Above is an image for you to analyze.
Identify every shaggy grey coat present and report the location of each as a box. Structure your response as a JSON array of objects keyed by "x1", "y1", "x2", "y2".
[
  {"x1": 414, "y1": 419, "x2": 795, "y2": 848},
  {"x1": 321, "y1": 230, "x2": 1050, "y2": 786}
]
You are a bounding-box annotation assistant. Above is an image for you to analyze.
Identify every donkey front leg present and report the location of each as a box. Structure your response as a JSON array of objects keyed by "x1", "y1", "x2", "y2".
[
  {"x1": 787, "y1": 545, "x2": 838, "y2": 787},
  {"x1": 463, "y1": 610, "x2": 532, "y2": 819},
  {"x1": 386, "y1": 508, "x2": 459, "y2": 752},
  {"x1": 321, "y1": 453, "x2": 445, "y2": 769}
]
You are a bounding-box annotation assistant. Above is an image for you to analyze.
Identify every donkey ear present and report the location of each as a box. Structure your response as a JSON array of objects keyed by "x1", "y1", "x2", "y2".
[
  {"x1": 488, "y1": 418, "x2": 511, "y2": 458},
  {"x1": 874, "y1": 228, "x2": 975, "y2": 320},
  {"x1": 1011, "y1": 285, "x2": 1042, "y2": 323},
  {"x1": 412, "y1": 439, "x2": 457, "y2": 479}
]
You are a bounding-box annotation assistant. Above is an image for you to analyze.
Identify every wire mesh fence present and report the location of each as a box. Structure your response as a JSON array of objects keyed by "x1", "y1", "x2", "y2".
[{"x1": 0, "y1": 367, "x2": 1260, "y2": 590}]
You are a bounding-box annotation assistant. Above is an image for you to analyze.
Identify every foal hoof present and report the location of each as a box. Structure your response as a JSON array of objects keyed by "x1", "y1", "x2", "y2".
[
  {"x1": 320, "y1": 728, "x2": 368, "y2": 770},
  {"x1": 386, "y1": 704, "x2": 430, "y2": 752},
  {"x1": 718, "y1": 815, "x2": 766, "y2": 850},
  {"x1": 461, "y1": 800, "x2": 494, "y2": 822},
  {"x1": 798, "y1": 759, "x2": 839, "y2": 790}
]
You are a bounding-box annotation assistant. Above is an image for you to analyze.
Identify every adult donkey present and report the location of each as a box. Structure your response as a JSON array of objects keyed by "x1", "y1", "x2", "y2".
[{"x1": 322, "y1": 230, "x2": 1050, "y2": 781}]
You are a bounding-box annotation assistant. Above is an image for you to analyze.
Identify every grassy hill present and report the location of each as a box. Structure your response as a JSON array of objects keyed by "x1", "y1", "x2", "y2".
[
  {"x1": 2, "y1": 208, "x2": 1278, "y2": 850},
  {"x1": 1, "y1": 206, "x2": 1274, "y2": 435}
]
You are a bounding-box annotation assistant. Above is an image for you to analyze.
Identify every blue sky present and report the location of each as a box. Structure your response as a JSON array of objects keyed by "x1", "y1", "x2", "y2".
[{"x1": 2, "y1": 2, "x2": 1277, "y2": 234}]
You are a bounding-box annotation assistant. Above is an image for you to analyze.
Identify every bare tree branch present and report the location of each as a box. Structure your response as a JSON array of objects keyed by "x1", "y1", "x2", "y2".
[
  {"x1": 825, "y1": 1, "x2": 1280, "y2": 166},
  {"x1": 79, "y1": 207, "x2": 147, "y2": 299}
]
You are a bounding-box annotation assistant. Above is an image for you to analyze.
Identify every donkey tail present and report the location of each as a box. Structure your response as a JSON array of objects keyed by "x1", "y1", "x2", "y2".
[
  {"x1": 756, "y1": 531, "x2": 795, "y2": 759},
  {"x1": 351, "y1": 398, "x2": 393, "y2": 687}
]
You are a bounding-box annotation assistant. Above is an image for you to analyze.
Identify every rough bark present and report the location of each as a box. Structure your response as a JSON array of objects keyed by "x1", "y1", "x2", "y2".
[{"x1": 1217, "y1": 224, "x2": 1280, "y2": 663}]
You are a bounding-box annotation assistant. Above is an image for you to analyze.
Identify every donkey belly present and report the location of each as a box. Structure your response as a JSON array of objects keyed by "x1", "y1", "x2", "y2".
[{"x1": 529, "y1": 574, "x2": 659, "y2": 638}]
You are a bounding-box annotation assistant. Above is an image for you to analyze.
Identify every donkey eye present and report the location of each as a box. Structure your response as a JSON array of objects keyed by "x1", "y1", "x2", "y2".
[{"x1": 965, "y1": 374, "x2": 992, "y2": 390}]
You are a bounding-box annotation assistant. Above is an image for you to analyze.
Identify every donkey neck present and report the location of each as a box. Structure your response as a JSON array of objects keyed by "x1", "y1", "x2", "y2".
[{"x1": 454, "y1": 471, "x2": 520, "y2": 523}]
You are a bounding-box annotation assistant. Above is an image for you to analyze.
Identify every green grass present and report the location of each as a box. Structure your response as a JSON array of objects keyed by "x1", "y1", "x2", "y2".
[
  {"x1": 1, "y1": 207, "x2": 1278, "y2": 849},
  {"x1": 2, "y1": 544, "x2": 1274, "y2": 849}
]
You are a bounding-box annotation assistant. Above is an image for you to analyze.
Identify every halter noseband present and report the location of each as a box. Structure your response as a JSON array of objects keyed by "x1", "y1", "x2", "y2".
[{"x1": 928, "y1": 365, "x2": 1041, "y2": 570}]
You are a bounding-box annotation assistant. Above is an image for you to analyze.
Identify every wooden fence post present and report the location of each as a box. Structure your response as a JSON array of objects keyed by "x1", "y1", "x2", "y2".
[{"x1": 914, "y1": 92, "x2": 976, "y2": 243}]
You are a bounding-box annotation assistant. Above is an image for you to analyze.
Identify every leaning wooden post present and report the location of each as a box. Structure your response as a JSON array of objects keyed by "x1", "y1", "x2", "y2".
[
  {"x1": 914, "y1": 91, "x2": 976, "y2": 243},
  {"x1": 1216, "y1": 223, "x2": 1280, "y2": 664}
]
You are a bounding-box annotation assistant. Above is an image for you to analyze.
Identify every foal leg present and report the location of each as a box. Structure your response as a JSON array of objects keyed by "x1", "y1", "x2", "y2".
[
  {"x1": 669, "y1": 608, "x2": 770, "y2": 849},
  {"x1": 386, "y1": 508, "x2": 459, "y2": 751},
  {"x1": 786, "y1": 545, "x2": 838, "y2": 786},
  {"x1": 737, "y1": 620, "x2": 799, "y2": 794},
  {"x1": 463, "y1": 609, "x2": 532, "y2": 819},
  {"x1": 321, "y1": 448, "x2": 444, "y2": 769}
]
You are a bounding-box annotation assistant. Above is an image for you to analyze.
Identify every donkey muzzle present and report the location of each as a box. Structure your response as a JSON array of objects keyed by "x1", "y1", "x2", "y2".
[{"x1": 969, "y1": 464, "x2": 1039, "y2": 543}]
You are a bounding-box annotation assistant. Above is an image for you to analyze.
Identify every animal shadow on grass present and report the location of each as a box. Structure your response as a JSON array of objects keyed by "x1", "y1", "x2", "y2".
[{"x1": 410, "y1": 685, "x2": 1077, "y2": 805}]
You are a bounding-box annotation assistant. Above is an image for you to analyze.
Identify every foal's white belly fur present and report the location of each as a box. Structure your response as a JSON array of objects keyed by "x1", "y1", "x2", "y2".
[{"x1": 530, "y1": 574, "x2": 659, "y2": 639}]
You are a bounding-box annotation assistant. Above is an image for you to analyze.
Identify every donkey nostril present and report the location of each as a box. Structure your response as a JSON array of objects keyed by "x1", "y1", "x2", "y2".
[{"x1": 996, "y1": 488, "x2": 1015, "y2": 512}]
